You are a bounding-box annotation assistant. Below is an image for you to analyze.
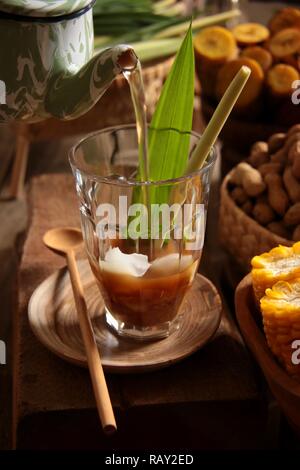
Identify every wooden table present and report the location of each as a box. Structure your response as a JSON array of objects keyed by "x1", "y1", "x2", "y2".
[{"x1": 12, "y1": 173, "x2": 269, "y2": 450}]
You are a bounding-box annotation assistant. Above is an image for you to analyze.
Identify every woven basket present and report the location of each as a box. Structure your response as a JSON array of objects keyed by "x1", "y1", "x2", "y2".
[
  {"x1": 21, "y1": 56, "x2": 174, "y2": 141},
  {"x1": 219, "y1": 172, "x2": 293, "y2": 273}
]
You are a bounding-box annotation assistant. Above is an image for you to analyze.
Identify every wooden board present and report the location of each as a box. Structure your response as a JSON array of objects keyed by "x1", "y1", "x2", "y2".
[
  {"x1": 0, "y1": 124, "x2": 14, "y2": 189},
  {"x1": 28, "y1": 261, "x2": 222, "y2": 373},
  {"x1": 13, "y1": 174, "x2": 265, "y2": 450}
]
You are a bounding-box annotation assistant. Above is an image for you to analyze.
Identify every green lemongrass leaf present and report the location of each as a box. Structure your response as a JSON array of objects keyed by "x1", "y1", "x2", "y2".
[
  {"x1": 154, "y1": 0, "x2": 176, "y2": 13},
  {"x1": 94, "y1": 16, "x2": 182, "y2": 41},
  {"x1": 132, "y1": 37, "x2": 182, "y2": 62},
  {"x1": 154, "y1": 9, "x2": 241, "y2": 38},
  {"x1": 155, "y1": 2, "x2": 185, "y2": 17},
  {"x1": 93, "y1": 0, "x2": 152, "y2": 15},
  {"x1": 147, "y1": 23, "x2": 194, "y2": 199},
  {"x1": 186, "y1": 66, "x2": 251, "y2": 174}
]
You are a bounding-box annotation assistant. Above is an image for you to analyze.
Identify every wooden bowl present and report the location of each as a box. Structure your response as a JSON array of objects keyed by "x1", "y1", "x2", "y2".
[
  {"x1": 235, "y1": 274, "x2": 300, "y2": 436},
  {"x1": 219, "y1": 172, "x2": 293, "y2": 273}
]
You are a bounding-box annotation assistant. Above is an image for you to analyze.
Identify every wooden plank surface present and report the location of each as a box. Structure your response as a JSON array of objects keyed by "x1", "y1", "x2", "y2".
[
  {"x1": 13, "y1": 173, "x2": 266, "y2": 448},
  {"x1": 0, "y1": 124, "x2": 14, "y2": 188}
]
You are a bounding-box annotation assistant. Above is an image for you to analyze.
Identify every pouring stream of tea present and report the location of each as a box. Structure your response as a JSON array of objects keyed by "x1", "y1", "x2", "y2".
[
  {"x1": 122, "y1": 58, "x2": 154, "y2": 256},
  {"x1": 122, "y1": 59, "x2": 149, "y2": 183}
]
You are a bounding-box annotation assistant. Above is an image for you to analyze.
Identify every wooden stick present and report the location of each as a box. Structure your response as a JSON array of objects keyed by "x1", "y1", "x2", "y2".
[
  {"x1": 9, "y1": 125, "x2": 30, "y2": 199},
  {"x1": 186, "y1": 66, "x2": 251, "y2": 174},
  {"x1": 154, "y1": 9, "x2": 241, "y2": 39},
  {"x1": 66, "y1": 249, "x2": 117, "y2": 434}
]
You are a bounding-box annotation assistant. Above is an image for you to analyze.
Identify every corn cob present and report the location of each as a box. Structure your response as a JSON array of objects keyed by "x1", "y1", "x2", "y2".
[
  {"x1": 260, "y1": 279, "x2": 300, "y2": 378},
  {"x1": 251, "y1": 242, "x2": 300, "y2": 300}
]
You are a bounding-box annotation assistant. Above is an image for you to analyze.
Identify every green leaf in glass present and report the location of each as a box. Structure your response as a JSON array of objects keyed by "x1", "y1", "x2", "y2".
[
  {"x1": 148, "y1": 24, "x2": 194, "y2": 178},
  {"x1": 147, "y1": 23, "x2": 194, "y2": 204}
]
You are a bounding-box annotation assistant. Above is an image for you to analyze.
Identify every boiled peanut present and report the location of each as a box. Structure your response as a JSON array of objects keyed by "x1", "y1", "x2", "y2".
[
  {"x1": 230, "y1": 163, "x2": 266, "y2": 196},
  {"x1": 283, "y1": 167, "x2": 300, "y2": 203},
  {"x1": 292, "y1": 225, "x2": 300, "y2": 241},
  {"x1": 256, "y1": 194, "x2": 268, "y2": 204},
  {"x1": 268, "y1": 133, "x2": 286, "y2": 154},
  {"x1": 231, "y1": 186, "x2": 248, "y2": 205},
  {"x1": 248, "y1": 152, "x2": 269, "y2": 168},
  {"x1": 284, "y1": 132, "x2": 300, "y2": 155},
  {"x1": 265, "y1": 173, "x2": 290, "y2": 216},
  {"x1": 284, "y1": 202, "x2": 300, "y2": 226},
  {"x1": 270, "y1": 148, "x2": 287, "y2": 164},
  {"x1": 288, "y1": 140, "x2": 300, "y2": 163},
  {"x1": 287, "y1": 124, "x2": 300, "y2": 137},
  {"x1": 241, "y1": 200, "x2": 253, "y2": 215},
  {"x1": 258, "y1": 162, "x2": 282, "y2": 177},
  {"x1": 292, "y1": 157, "x2": 300, "y2": 180},
  {"x1": 253, "y1": 202, "x2": 275, "y2": 225},
  {"x1": 248, "y1": 141, "x2": 269, "y2": 167}
]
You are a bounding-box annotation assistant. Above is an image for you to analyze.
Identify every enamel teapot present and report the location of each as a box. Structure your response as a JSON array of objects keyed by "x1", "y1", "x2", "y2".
[{"x1": 0, "y1": 0, "x2": 137, "y2": 122}]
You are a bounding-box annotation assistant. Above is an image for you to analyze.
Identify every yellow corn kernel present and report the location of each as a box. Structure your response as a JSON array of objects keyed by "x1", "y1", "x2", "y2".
[
  {"x1": 260, "y1": 279, "x2": 300, "y2": 379},
  {"x1": 251, "y1": 242, "x2": 300, "y2": 300}
]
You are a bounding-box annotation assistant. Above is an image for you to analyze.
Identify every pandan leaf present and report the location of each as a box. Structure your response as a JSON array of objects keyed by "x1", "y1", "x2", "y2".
[{"x1": 147, "y1": 24, "x2": 194, "y2": 204}]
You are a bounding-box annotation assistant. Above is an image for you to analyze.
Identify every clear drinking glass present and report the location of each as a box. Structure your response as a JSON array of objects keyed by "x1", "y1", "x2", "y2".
[{"x1": 70, "y1": 125, "x2": 216, "y2": 340}]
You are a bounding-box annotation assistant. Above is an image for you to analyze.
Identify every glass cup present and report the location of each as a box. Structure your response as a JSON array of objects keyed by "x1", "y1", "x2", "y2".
[{"x1": 70, "y1": 124, "x2": 216, "y2": 340}]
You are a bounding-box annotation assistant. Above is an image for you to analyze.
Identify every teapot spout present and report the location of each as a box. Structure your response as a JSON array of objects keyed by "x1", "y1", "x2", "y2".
[{"x1": 45, "y1": 45, "x2": 138, "y2": 120}]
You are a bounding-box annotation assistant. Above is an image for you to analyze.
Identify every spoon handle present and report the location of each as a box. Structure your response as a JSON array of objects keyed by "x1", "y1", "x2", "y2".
[{"x1": 66, "y1": 249, "x2": 117, "y2": 435}]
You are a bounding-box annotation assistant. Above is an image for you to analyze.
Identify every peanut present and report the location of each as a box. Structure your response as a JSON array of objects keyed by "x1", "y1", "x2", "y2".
[
  {"x1": 231, "y1": 186, "x2": 248, "y2": 205},
  {"x1": 270, "y1": 148, "x2": 287, "y2": 164},
  {"x1": 268, "y1": 133, "x2": 286, "y2": 154},
  {"x1": 267, "y1": 221, "x2": 290, "y2": 239},
  {"x1": 283, "y1": 167, "x2": 300, "y2": 203},
  {"x1": 230, "y1": 166, "x2": 243, "y2": 185},
  {"x1": 292, "y1": 156, "x2": 300, "y2": 180},
  {"x1": 284, "y1": 202, "x2": 300, "y2": 226},
  {"x1": 241, "y1": 200, "x2": 253, "y2": 215},
  {"x1": 287, "y1": 124, "x2": 300, "y2": 138},
  {"x1": 256, "y1": 194, "x2": 268, "y2": 204},
  {"x1": 292, "y1": 225, "x2": 300, "y2": 241},
  {"x1": 288, "y1": 140, "x2": 300, "y2": 163},
  {"x1": 248, "y1": 141, "x2": 269, "y2": 167},
  {"x1": 253, "y1": 202, "x2": 275, "y2": 225},
  {"x1": 284, "y1": 132, "x2": 300, "y2": 155},
  {"x1": 251, "y1": 141, "x2": 268, "y2": 154},
  {"x1": 231, "y1": 163, "x2": 253, "y2": 185},
  {"x1": 265, "y1": 173, "x2": 290, "y2": 216},
  {"x1": 232, "y1": 162, "x2": 266, "y2": 197},
  {"x1": 258, "y1": 162, "x2": 282, "y2": 177}
]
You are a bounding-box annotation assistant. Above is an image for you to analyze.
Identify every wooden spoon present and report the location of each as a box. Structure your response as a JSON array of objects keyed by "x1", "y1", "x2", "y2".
[{"x1": 43, "y1": 227, "x2": 117, "y2": 435}]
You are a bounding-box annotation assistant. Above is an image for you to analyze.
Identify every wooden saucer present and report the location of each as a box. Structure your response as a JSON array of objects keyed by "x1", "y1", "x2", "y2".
[{"x1": 28, "y1": 260, "x2": 222, "y2": 373}]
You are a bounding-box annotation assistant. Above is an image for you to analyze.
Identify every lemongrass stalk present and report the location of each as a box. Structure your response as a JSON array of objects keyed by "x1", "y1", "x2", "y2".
[
  {"x1": 94, "y1": 37, "x2": 181, "y2": 62},
  {"x1": 154, "y1": 9, "x2": 241, "y2": 38},
  {"x1": 130, "y1": 38, "x2": 181, "y2": 62},
  {"x1": 154, "y1": 0, "x2": 177, "y2": 13},
  {"x1": 185, "y1": 66, "x2": 251, "y2": 174},
  {"x1": 157, "y1": 3, "x2": 186, "y2": 16}
]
